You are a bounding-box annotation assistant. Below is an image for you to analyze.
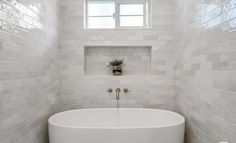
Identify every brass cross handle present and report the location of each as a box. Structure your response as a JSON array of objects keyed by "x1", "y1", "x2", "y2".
[
  {"x1": 123, "y1": 88, "x2": 129, "y2": 93},
  {"x1": 107, "y1": 88, "x2": 113, "y2": 93}
]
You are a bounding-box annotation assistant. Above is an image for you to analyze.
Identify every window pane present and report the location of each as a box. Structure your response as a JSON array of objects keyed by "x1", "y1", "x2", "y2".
[
  {"x1": 88, "y1": 17, "x2": 115, "y2": 28},
  {"x1": 120, "y1": 16, "x2": 143, "y2": 27},
  {"x1": 120, "y1": 4, "x2": 144, "y2": 15},
  {"x1": 88, "y1": 1, "x2": 115, "y2": 16}
]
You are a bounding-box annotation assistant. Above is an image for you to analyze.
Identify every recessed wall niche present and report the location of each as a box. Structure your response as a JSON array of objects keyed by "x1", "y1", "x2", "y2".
[{"x1": 84, "y1": 46, "x2": 152, "y2": 75}]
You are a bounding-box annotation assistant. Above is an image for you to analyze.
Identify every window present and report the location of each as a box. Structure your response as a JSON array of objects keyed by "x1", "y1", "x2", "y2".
[
  {"x1": 85, "y1": 0, "x2": 151, "y2": 29},
  {"x1": 86, "y1": 1, "x2": 115, "y2": 28}
]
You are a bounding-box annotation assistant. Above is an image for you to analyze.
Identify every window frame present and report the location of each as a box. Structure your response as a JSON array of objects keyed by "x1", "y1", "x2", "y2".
[{"x1": 85, "y1": 0, "x2": 151, "y2": 29}]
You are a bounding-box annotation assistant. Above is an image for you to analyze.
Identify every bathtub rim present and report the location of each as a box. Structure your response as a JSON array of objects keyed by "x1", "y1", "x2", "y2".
[{"x1": 48, "y1": 108, "x2": 185, "y2": 130}]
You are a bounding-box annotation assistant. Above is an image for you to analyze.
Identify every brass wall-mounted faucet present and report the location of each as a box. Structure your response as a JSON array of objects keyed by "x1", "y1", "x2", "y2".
[{"x1": 106, "y1": 88, "x2": 129, "y2": 100}]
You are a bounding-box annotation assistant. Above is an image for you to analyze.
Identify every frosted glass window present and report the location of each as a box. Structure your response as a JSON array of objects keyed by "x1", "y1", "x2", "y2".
[
  {"x1": 85, "y1": 0, "x2": 150, "y2": 29},
  {"x1": 119, "y1": 4, "x2": 144, "y2": 27},
  {"x1": 86, "y1": 1, "x2": 115, "y2": 28},
  {"x1": 120, "y1": 4, "x2": 144, "y2": 15},
  {"x1": 88, "y1": 2, "x2": 115, "y2": 16},
  {"x1": 88, "y1": 17, "x2": 115, "y2": 28},
  {"x1": 120, "y1": 16, "x2": 143, "y2": 27}
]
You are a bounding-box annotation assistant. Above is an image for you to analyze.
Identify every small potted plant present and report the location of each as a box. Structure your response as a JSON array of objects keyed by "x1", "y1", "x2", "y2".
[{"x1": 108, "y1": 59, "x2": 124, "y2": 76}]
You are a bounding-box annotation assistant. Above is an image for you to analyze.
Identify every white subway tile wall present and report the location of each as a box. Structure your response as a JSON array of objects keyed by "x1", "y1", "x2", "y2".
[
  {"x1": 1, "y1": 0, "x2": 236, "y2": 142},
  {"x1": 0, "y1": 0, "x2": 59, "y2": 143},
  {"x1": 174, "y1": 0, "x2": 236, "y2": 143},
  {"x1": 58, "y1": 0, "x2": 176, "y2": 110}
]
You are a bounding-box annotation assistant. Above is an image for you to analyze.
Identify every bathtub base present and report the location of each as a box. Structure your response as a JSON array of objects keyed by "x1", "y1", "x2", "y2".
[{"x1": 49, "y1": 125, "x2": 184, "y2": 143}]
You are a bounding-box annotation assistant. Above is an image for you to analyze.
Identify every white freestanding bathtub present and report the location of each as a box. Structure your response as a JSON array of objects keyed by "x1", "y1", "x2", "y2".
[{"x1": 49, "y1": 108, "x2": 185, "y2": 143}]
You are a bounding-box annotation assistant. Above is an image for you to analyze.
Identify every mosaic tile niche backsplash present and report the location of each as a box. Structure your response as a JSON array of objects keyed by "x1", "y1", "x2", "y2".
[
  {"x1": 174, "y1": 0, "x2": 236, "y2": 143},
  {"x1": 0, "y1": 0, "x2": 59, "y2": 143}
]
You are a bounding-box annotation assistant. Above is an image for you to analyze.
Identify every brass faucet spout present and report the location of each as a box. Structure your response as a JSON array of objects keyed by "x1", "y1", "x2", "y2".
[{"x1": 115, "y1": 88, "x2": 121, "y2": 100}]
